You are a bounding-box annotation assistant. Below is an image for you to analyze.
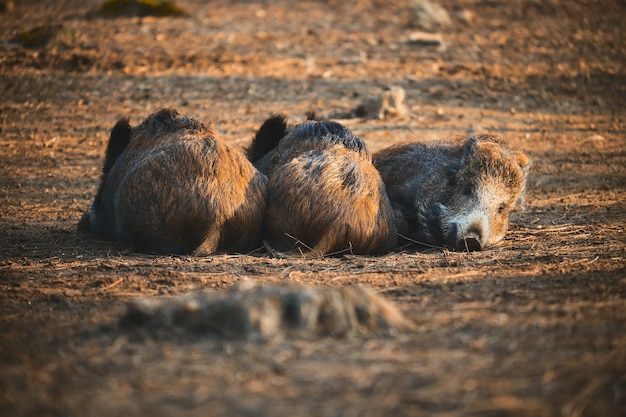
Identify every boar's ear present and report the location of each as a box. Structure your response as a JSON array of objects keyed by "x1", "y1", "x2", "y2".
[
  {"x1": 459, "y1": 135, "x2": 479, "y2": 168},
  {"x1": 247, "y1": 114, "x2": 288, "y2": 163},
  {"x1": 103, "y1": 116, "x2": 131, "y2": 174},
  {"x1": 513, "y1": 150, "x2": 532, "y2": 176}
]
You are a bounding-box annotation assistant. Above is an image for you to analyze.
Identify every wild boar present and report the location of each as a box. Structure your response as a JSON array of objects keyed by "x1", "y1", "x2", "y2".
[
  {"x1": 247, "y1": 115, "x2": 397, "y2": 257},
  {"x1": 373, "y1": 134, "x2": 531, "y2": 251},
  {"x1": 78, "y1": 108, "x2": 267, "y2": 255}
]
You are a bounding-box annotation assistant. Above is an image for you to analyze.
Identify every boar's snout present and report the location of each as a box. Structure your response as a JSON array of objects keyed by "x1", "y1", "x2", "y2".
[
  {"x1": 456, "y1": 234, "x2": 483, "y2": 252},
  {"x1": 453, "y1": 224, "x2": 484, "y2": 252}
]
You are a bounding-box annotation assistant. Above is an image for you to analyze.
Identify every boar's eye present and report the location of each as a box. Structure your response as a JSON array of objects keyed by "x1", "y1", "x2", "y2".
[
  {"x1": 498, "y1": 203, "x2": 507, "y2": 214},
  {"x1": 461, "y1": 184, "x2": 473, "y2": 196},
  {"x1": 446, "y1": 169, "x2": 458, "y2": 187}
]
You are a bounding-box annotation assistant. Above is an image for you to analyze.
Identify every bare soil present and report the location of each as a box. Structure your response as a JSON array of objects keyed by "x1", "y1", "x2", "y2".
[{"x1": 1, "y1": 1, "x2": 625, "y2": 416}]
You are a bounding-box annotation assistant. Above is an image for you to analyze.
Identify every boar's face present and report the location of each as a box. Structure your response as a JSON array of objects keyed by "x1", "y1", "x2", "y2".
[{"x1": 436, "y1": 138, "x2": 530, "y2": 251}]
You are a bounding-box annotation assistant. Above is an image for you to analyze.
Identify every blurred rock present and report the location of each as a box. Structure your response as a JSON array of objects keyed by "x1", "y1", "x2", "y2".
[
  {"x1": 356, "y1": 86, "x2": 410, "y2": 120},
  {"x1": 408, "y1": 0, "x2": 451, "y2": 32},
  {"x1": 120, "y1": 281, "x2": 416, "y2": 340},
  {"x1": 0, "y1": 1, "x2": 15, "y2": 13},
  {"x1": 407, "y1": 31, "x2": 447, "y2": 52},
  {"x1": 96, "y1": 0, "x2": 187, "y2": 18},
  {"x1": 10, "y1": 25, "x2": 62, "y2": 48},
  {"x1": 457, "y1": 9, "x2": 473, "y2": 24}
]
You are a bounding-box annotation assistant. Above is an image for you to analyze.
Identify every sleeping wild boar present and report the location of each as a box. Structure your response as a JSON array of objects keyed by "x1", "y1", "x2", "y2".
[
  {"x1": 78, "y1": 108, "x2": 267, "y2": 255},
  {"x1": 247, "y1": 115, "x2": 397, "y2": 257},
  {"x1": 373, "y1": 134, "x2": 530, "y2": 251}
]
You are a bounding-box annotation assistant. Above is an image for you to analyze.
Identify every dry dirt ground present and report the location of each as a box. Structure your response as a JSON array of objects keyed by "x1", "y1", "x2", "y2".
[{"x1": 1, "y1": 0, "x2": 625, "y2": 416}]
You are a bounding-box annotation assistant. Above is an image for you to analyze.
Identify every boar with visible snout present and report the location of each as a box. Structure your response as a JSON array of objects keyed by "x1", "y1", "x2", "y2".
[{"x1": 373, "y1": 135, "x2": 530, "y2": 251}]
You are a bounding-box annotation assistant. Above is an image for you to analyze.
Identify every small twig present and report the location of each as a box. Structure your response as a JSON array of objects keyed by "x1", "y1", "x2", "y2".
[
  {"x1": 561, "y1": 256, "x2": 599, "y2": 267},
  {"x1": 102, "y1": 277, "x2": 123, "y2": 290},
  {"x1": 396, "y1": 233, "x2": 444, "y2": 250},
  {"x1": 284, "y1": 233, "x2": 324, "y2": 258},
  {"x1": 461, "y1": 228, "x2": 470, "y2": 253},
  {"x1": 324, "y1": 244, "x2": 355, "y2": 258}
]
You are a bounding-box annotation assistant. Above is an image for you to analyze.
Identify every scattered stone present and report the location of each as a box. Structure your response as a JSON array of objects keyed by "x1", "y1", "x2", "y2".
[
  {"x1": 407, "y1": 0, "x2": 452, "y2": 32},
  {"x1": 457, "y1": 9, "x2": 473, "y2": 24},
  {"x1": 120, "y1": 281, "x2": 416, "y2": 340},
  {"x1": 581, "y1": 134, "x2": 606, "y2": 148},
  {"x1": 585, "y1": 134, "x2": 605, "y2": 142},
  {"x1": 355, "y1": 86, "x2": 410, "y2": 120},
  {"x1": 10, "y1": 25, "x2": 63, "y2": 48},
  {"x1": 407, "y1": 31, "x2": 447, "y2": 52},
  {"x1": 96, "y1": 0, "x2": 187, "y2": 18},
  {"x1": 0, "y1": 1, "x2": 15, "y2": 13}
]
